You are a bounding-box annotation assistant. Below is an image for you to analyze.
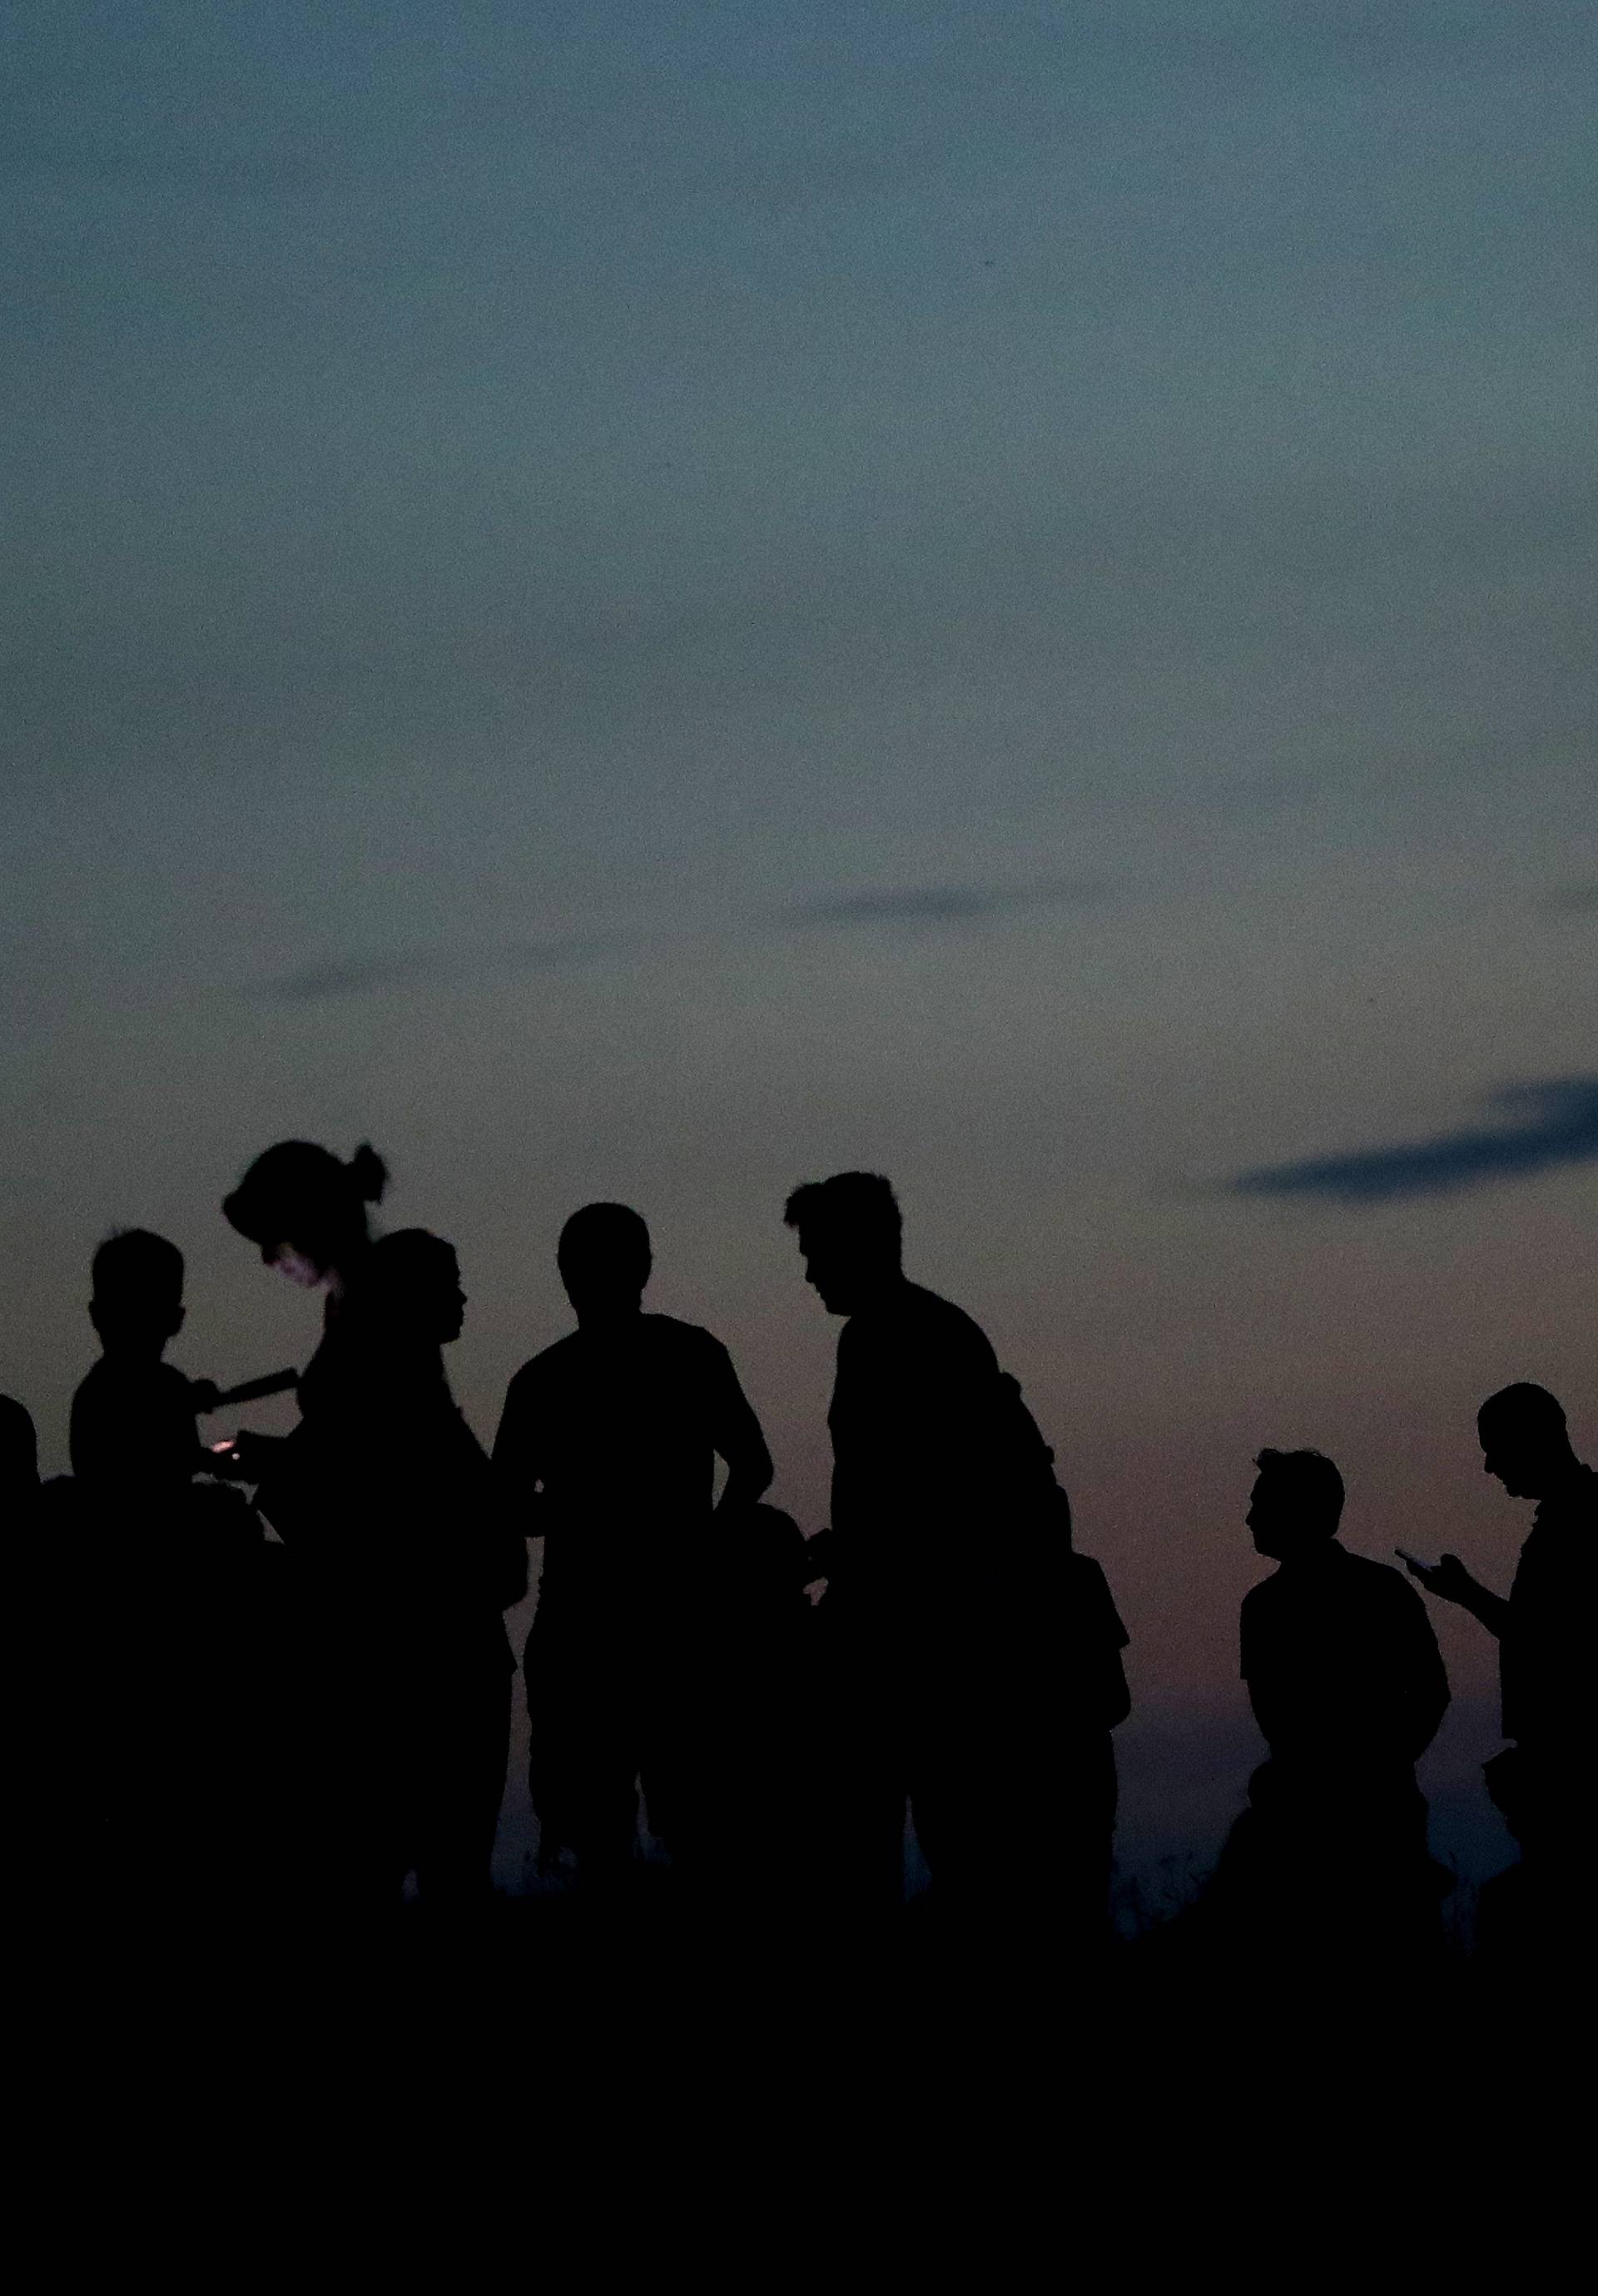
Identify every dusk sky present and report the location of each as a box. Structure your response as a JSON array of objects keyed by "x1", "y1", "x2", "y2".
[{"x1": 5, "y1": 3, "x2": 1594, "y2": 1891}]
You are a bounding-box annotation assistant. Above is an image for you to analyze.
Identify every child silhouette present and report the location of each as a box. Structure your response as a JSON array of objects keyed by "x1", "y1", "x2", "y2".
[{"x1": 70, "y1": 1230, "x2": 214, "y2": 1513}]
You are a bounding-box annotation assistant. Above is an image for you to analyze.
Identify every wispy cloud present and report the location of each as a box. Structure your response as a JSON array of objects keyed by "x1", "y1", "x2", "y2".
[
  {"x1": 1231, "y1": 1077, "x2": 1598, "y2": 1206},
  {"x1": 251, "y1": 880, "x2": 1104, "y2": 1002},
  {"x1": 782, "y1": 879, "x2": 1104, "y2": 931},
  {"x1": 256, "y1": 934, "x2": 615, "y2": 1005}
]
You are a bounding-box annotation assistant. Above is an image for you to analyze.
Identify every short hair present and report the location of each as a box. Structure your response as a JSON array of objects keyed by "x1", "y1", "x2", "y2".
[
  {"x1": 557, "y1": 1203, "x2": 652, "y2": 1290},
  {"x1": 366, "y1": 1227, "x2": 458, "y2": 1299},
  {"x1": 1253, "y1": 1447, "x2": 1345, "y2": 1531},
  {"x1": 782, "y1": 1172, "x2": 903, "y2": 1256},
  {"x1": 1478, "y1": 1383, "x2": 1568, "y2": 1441},
  {"x1": 223, "y1": 1140, "x2": 388, "y2": 1247},
  {"x1": 91, "y1": 1228, "x2": 184, "y2": 1306}
]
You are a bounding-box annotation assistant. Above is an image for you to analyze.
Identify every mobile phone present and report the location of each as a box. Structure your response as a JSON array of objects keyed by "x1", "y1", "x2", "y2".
[{"x1": 1395, "y1": 1546, "x2": 1437, "y2": 1574}]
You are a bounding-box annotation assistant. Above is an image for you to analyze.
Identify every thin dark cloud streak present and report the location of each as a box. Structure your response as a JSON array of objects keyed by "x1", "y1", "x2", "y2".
[
  {"x1": 1231, "y1": 1078, "x2": 1598, "y2": 1206},
  {"x1": 783, "y1": 879, "x2": 1104, "y2": 931},
  {"x1": 252, "y1": 880, "x2": 1107, "y2": 1003},
  {"x1": 257, "y1": 934, "x2": 618, "y2": 1005}
]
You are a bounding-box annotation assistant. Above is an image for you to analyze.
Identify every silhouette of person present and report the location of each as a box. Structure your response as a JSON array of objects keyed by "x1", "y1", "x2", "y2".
[
  {"x1": 221, "y1": 1140, "x2": 390, "y2": 1479},
  {"x1": 69, "y1": 1231, "x2": 213, "y2": 1510},
  {"x1": 1213, "y1": 1448, "x2": 1450, "y2": 1964},
  {"x1": 330, "y1": 1230, "x2": 525, "y2": 1905},
  {"x1": 1404, "y1": 1384, "x2": 1594, "y2": 1901},
  {"x1": 494, "y1": 1203, "x2": 773, "y2": 1889},
  {"x1": 55, "y1": 1232, "x2": 285, "y2": 1922},
  {"x1": 782, "y1": 1172, "x2": 1065, "y2": 1934},
  {"x1": 666, "y1": 1500, "x2": 820, "y2": 1915},
  {"x1": 220, "y1": 1139, "x2": 394, "y2": 1908}
]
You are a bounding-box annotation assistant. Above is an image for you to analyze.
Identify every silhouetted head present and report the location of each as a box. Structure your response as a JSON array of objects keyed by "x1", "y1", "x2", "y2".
[
  {"x1": 363, "y1": 1230, "x2": 467, "y2": 1347},
  {"x1": 783, "y1": 1172, "x2": 903, "y2": 1315},
  {"x1": 0, "y1": 1396, "x2": 39, "y2": 1503},
  {"x1": 1247, "y1": 1448, "x2": 1345, "y2": 1562},
  {"x1": 1477, "y1": 1383, "x2": 1577, "y2": 1500},
  {"x1": 89, "y1": 1228, "x2": 186, "y2": 1355},
  {"x1": 558, "y1": 1203, "x2": 652, "y2": 1324},
  {"x1": 223, "y1": 1140, "x2": 387, "y2": 1287}
]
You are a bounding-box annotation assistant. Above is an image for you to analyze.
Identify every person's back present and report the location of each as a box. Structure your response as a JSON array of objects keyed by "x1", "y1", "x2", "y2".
[
  {"x1": 1242, "y1": 1544, "x2": 1447, "y2": 1774},
  {"x1": 829, "y1": 1282, "x2": 1011, "y2": 1565}
]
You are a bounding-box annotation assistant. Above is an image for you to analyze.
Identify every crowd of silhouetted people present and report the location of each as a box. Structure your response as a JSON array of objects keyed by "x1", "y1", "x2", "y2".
[{"x1": 4, "y1": 1140, "x2": 1591, "y2": 1986}]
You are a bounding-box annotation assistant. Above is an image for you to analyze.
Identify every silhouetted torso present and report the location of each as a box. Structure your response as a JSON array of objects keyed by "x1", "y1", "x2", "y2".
[
  {"x1": 69, "y1": 1356, "x2": 201, "y2": 1510},
  {"x1": 1241, "y1": 1544, "x2": 1447, "y2": 1771},
  {"x1": 828, "y1": 1282, "x2": 1053, "y2": 1605},
  {"x1": 496, "y1": 1310, "x2": 767, "y2": 1872},
  {"x1": 496, "y1": 1313, "x2": 766, "y2": 1607}
]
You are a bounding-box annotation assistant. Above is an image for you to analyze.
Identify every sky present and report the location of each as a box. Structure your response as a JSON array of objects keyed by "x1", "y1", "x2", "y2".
[{"x1": 3, "y1": 2, "x2": 1595, "y2": 1894}]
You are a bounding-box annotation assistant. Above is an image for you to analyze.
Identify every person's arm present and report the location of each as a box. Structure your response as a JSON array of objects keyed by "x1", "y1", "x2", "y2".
[
  {"x1": 1402, "y1": 1552, "x2": 1511, "y2": 1637},
  {"x1": 707, "y1": 1342, "x2": 774, "y2": 1515},
  {"x1": 1239, "y1": 1592, "x2": 1286, "y2": 1750},
  {"x1": 491, "y1": 1368, "x2": 550, "y2": 1530},
  {"x1": 1405, "y1": 1594, "x2": 1452, "y2": 1762}
]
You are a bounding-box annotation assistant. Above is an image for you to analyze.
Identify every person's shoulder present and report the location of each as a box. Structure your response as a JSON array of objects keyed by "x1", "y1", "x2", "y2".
[
  {"x1": 1070, "y1": 1553, "x2": 1130, "y2": 1641},
  {"x1": 1339, "y1": 1547, "x2": 1418, "y2": 1599},
  {"x1": 901, "y1": 1284, "x2": 998, "y2": 1357},
  {"x1": 1241, "y1": 1572, "x2": 1281, "y2": 1619},
  {"x1": 504, "y1": 1333, "x2": 580, "y2": 1392},
  {"x1": 642, "y1": 1314, "x2": 731, "y2": 1361}
]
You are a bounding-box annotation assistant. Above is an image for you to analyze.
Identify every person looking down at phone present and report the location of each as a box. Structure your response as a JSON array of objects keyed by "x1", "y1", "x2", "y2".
[
  {"x1": 218, "y1": 1139, "x2": 389, "y2": 1483},
  {"x1": 1402, "y1": 1385, "x2": 1594, "y2": 1882}
]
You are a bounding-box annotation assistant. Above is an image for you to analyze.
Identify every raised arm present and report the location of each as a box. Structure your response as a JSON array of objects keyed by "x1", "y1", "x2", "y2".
[{"x1": 1401, "y1": 1551, "x2": 1511, "y2": 1638}]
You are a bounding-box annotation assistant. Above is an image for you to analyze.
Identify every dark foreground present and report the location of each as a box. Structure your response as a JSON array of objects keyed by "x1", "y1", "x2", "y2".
[{"x1": 19, "y1": 1870, "x2": 1584, "y2": 2283}]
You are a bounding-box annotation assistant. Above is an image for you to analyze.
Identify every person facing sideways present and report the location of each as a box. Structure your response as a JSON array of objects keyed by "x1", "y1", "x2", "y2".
[
  {"x1": 219, "y1": 1139, "x2": 397, "y2": 1910},
  {"x1": 494, "y1": 1203, "x2": 773, "y2": 1888},
  {"x1": 64, "y1": 1231, "x2": 280, "y2": 1918},
  {"x1": 782, "y1": 1172, "x2": 1068, "y2": 1932},
  {"x1": 221, "y1": 1139, "x2": 389, "y2": 1468},
  {"x1": 326, "y1": 1231, "x2": 527, "y2": 1906},
  {"x1": 1404, "y1": 1384, "x2": 1594, "y2": 1897},
  {"x1": 1211, "y1": 1448, "x2": 1451, "y2": 1964}
]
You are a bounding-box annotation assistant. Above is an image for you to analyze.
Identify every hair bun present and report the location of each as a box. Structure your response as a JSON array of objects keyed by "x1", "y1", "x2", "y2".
[{"x1": 348, "y1": 1143, "x2": 390, "y2": 1204}]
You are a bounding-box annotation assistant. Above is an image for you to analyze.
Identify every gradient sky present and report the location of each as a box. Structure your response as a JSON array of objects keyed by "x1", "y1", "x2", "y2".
[{"x1": 4, "y1": 2, "x2": 1595, "y2": 1892}]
